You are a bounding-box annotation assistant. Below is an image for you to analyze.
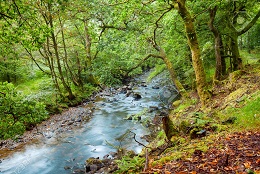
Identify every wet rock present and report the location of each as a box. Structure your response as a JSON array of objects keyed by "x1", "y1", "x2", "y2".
[
  {"x1": 127, "y1": 85, "x2": 133, "y2": 90},
  {"x1": 103, "y1": 154, "x2": 109, "y2": 159},
  {"x1": 107, "y1": 165, "x2": 118, "y2": 173},
  {"x1": 89, "y1": 164, "x2": 98, "y2": 171},
  {"x1": 141, "y1": 82, "x2": 147, "y2": 87},
  {"x1": 85, "y1": 157, "x2": 109, "y2": 173},
  {"x1": 119, "y1": 86, "x2": 128, "y2": 94},
  {"x1": 64, "y1": 166, "x2": 71, "y2": 170},
  {"x1": 75, "y1": 117, "x2": 82, "y2": 122},
  {"x1": 125, "y1": 90, "x2": 133, "y2": 97},
  {"x1": 109, "y1": 151, "x2": 117, "y2": 158},
  {"x1": 152, "y1": 86, "x2": 160, "y2": 89},
  {"x1": 73, "y1": 169, "x2": 85, "y2": 173},
  {"x1": 148, "y1": 106, "x2": 159, "y2": 112},
  {"x1": 133, "y1": 93, "x2": 142, "y2": 100},
  {"x1": 67, "y1": 121, "x2": 74, "y2": 125}
]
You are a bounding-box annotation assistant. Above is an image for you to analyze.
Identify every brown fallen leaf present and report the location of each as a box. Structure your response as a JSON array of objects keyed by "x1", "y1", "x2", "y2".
[
  {"x1": 224, "y1": 166, "x2": 233, "y2": 171},
  {"x1": 165, "y1": 170, "x2": 171, "y2": 174},
  {"x1": 176, "y1": 171, "x2": 188, "y2": 174},
  {"x1": 245, "y1": 152, "x2": 255, "y2": 157},
  {"x1": 256, "y1": 158, "x2": 260, "y2": 164},
  {"x1": 244, "y1": 161, "x2": 251, "y2": 169},
  {"x1": 208, "y1": 159, "x2": 218, "y2": 165}
]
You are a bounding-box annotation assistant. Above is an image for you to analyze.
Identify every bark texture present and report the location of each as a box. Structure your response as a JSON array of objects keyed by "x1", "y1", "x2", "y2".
[
  {"x1": 209, "y1": 7, "x2": 226, "y2": 80},
  {"x1": 175, "y1": 0, "x2": 210, "y2": 105}
]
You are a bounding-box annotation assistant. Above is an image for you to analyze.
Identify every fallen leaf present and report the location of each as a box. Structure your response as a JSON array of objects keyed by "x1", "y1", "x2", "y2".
[
  {"x1": 208, "y1": 159, "x2": 218, "y2": 165},
  {"x1": 176, "y1": 171, "x2": 188, "y2": 174},
  {"x1": 256, "y1": 158, "x2": 260, "y2": 164},
  {"x1": 165, "y1": 170, "x2": 171, "y2": 174},
  {"x1": 224, "y1": 166, "x2": 233, "y2": 171},
  {"x1": 190, "y1": 171, "x2": 197, "y2": 174},
  {"x1": 244, "y1": 161, "x2": 251, "y2": 169},
  {"x1": 254, "y1": 170, "x2": 260, "y2": 174},
  {"x1": 245, "y1": 153, "x2": 255, "y2": 157}
]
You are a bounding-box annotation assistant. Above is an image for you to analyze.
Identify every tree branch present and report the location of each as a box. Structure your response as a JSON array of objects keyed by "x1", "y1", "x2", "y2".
[
  {"x1": 0, "y1": 12, "x2": 13, "y2": 19},
  {"x1": 130, "y1": 131, "x2": 148, "y2": 148},
  {"x1": 24, "y1": 48, "x2": 50, "y2": 75},
  {"x1": 238, "y1": 9, "x2": 260, "y2": 35},
  {"x1": 121, "y1": 53, "x2": 163, "y2": 74},
  {"x1": 153, "y1": 7, "x2": 173, "y2": 45}
]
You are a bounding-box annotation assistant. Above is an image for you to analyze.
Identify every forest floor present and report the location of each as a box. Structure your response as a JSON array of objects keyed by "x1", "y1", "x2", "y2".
[{"x1": 143, "y1": 64, "x2": 260, "y2": 174}]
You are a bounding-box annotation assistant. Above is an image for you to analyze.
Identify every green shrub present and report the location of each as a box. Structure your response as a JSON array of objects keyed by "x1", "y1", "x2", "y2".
[
  {"x1": 115, "y1": 155, "x2": 145, "y2": 174},
  {"x1": 0, "y1": 82, "x2": 48, "y2": 139}
]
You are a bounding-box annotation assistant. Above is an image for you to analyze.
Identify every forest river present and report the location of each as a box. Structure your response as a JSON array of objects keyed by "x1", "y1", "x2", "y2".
[{"x1": 0, "y1": 72, "x2": 178, "y2": 174}]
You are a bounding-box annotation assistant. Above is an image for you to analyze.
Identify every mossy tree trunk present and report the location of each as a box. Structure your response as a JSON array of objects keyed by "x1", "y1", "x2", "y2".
[
  {"x1": 159, "y1": 47, "x2": 187, "y2": 98},
  {"x1": 227, "y1": 6, "x2": 260, "y2": 71},
  {"x1": 174, "y1": 0, "x2": 210, "y2": 105},
  {"x1": 230, "y1": 32, "x2": 242, "y2": 71},
  {"x1": 149, "y1": 38, "x2": 187, "y2": 98}
]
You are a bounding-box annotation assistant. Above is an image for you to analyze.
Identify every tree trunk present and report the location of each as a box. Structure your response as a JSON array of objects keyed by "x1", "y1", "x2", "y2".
[
  {"x1": 230, "y1": 32, "x2": 242, "y2": 70},
  {"x1": 48, "y1": 3, "x2": 75, "y2": 100},
  {"x1": 175, "y1": 0, "x2": 210, "y2": 105},
  {"x1": 227, "y1": 7, "x2": 260, "y2": 71},
  {"x1": 208, "y1": 7, "x2": 226, "y2": 80},
  {"x1": 59, "y1": 15, "x2": 80, "y2": 87},
  {"x1": 83, "y1": 19, "x2": 96, "y2": 84},
  {"x1": 159, "y1": 48, "x2": 187, "y2": 97},
  {"x1": 149, "y1": 38, "x2": 187, "y2": 98}
]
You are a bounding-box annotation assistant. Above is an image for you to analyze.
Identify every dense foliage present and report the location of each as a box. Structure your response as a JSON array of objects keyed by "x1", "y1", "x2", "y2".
[
  {"x1": 0, "y1": 82, "x2": 48, "y2": 139},
  {"x1": 0, "y1": 0, "x2": 259, "y2": 138}
]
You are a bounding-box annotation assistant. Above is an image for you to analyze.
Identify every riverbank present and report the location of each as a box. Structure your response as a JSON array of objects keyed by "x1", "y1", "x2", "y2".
[
  {"x1": 0, "y1": 70, "x2": 171, "y2": 174},
  {"x1": 141, "y1": 64, "x2": 260, "y2": 173},
  {"x1": 109, "y1": 64, "x2": 260, "y2": 173},
  {"x1": 0, "y1": 94, "x2": 97, "y2": 157}
]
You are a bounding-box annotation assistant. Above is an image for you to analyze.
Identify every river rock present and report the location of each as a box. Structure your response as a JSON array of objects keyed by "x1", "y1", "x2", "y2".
[
  {"x1": 125, "y1": 90, "x2": 133, "y2": 97},
  {"x1": 64, "y1": 166, "x2": 71, "y2": 170},
  {"x1": 109, "y1": 151, "x2": 117, "y2": 158},
  {"x1": 152, "y1": 86, "x2": 160, "y2": 89},
  {"x1": 103, "y1": 154, "x2": 109, "y2": 159},
  {"x1": 67, "y1": 121, "x2": 74, "y2": 125},
  {"x1": 73, "y1": 169, "x2": 85, "y2": 173},
  {"x1": 119, "y1": 86, "x2": 128, "y2": 94},
  {"x1": 133, "y1": 93, "x2": 142, "y2": 100},
  {"x1": 148, "y1": 106, "x2": 159, "y2": 112}
]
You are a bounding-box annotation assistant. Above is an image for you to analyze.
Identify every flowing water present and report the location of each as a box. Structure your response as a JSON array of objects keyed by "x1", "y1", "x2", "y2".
[{"x1": 0, "y1": 72, "x2": 178, "y2": 174}]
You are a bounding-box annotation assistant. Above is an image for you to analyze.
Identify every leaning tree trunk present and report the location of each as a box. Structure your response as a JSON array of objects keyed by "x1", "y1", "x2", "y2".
[
  {"x1": 209, "y1": 7, "x2": 226, "y2": 80},
  {"x1": 149, "y1": 38, "x2": 187, "y2": 97},
  {"x1": 175, "y1": 0, "x2": 210, "y2": 106},
  {"x1": 159, "y1": 47, "x2": 187, "y2": 98}
]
